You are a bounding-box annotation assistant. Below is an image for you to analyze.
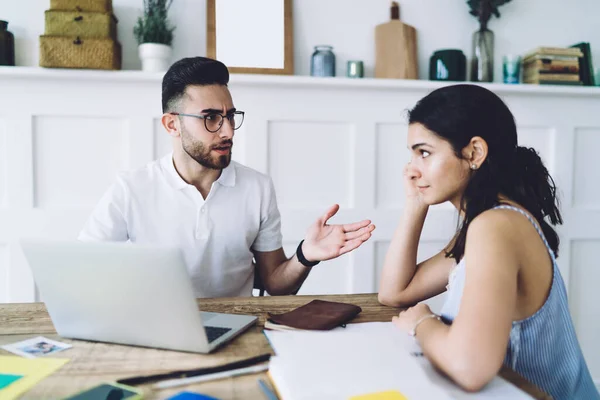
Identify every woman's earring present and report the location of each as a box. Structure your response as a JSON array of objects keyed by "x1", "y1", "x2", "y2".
[{"x1": 471, "y1": 164, "x2": 477, "y2": 170}]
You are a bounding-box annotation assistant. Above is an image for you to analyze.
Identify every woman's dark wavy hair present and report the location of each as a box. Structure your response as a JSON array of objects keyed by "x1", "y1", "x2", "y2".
[{"x1": 408, "y1": 84, "x2": 562, "y2": 262}]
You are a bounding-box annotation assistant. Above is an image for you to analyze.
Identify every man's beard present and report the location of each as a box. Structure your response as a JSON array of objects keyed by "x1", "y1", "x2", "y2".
[{"x1": 181, "y1": 126, "x2": 232, "y2": 170}]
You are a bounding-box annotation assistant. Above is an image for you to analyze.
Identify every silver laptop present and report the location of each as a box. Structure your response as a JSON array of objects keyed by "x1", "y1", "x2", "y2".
[{"x1": 20, "y1": 239, "x2": 257, "y2": 353}]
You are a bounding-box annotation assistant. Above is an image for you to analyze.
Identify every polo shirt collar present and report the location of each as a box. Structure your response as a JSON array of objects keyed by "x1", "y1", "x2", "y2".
[
  {"x1": 216, "y1": 162, "x2": 236, "y2": 187},
  {"x1": 163, "y1": 153, "x2": 236, "y2": 190}
]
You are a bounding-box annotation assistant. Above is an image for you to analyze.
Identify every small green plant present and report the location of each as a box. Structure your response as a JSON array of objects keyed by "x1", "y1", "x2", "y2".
[
  {"x1": 134, "y1": 0, "x2": 175, "y2": 46},
  {"x1": 467, "y1": 0, "x2": 512, "y2": 30}
]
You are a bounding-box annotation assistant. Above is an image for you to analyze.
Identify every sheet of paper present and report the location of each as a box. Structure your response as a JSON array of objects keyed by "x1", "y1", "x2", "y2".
[
  {"x1": 266, "y1": 322, "x2": 453, "y2": 400},
  {"x1": 339, "y1": 323, "x2": 533, "y2": 400},
  {"x1": 265, "y1": 322, "x2": 533, "y2": 400},
  {"x1": 0, "y1": 355, "x2": 69, "y2": 399}
]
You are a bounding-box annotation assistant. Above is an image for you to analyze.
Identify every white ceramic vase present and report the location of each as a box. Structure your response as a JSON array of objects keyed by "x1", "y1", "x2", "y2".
[{"x1": 138, "y1": 43, "x2": 172, "y2": 72}]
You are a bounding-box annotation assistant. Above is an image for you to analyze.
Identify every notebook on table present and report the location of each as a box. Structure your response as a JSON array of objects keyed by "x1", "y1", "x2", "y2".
[{"x1": 264, "y1": 322, "x2": 534, "y2": 400}]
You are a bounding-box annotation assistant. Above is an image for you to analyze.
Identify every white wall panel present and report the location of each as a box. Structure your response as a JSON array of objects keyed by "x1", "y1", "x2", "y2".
[
  {"x1": 376, "y1": 123, "x2": 408, "y2": 209},
  {"x1": 6, "y1": 242, "x2": 35, "y2": 302},
  {"x1": 518, "y1": 127, "x2": 556, "y2": 175},
  {"x1": 154, "y1": 118, "x2": 171, "y2": 160},
  {"x1": 0, "y1": 118, "x2": 6, "y2": 208},
  {"x1": 268, "y1": 121, "x2": 353, "y2": 209},
  {"x1": 570, "y1": 240, "x2": 600, "y2": 381},
  {"x1": 0, "y1": 244, "x2": 7, "y2": 303},
  {"x1": 573, "y1": 128, "x2": 600, "y2": 209},
  {"x1": 33, "y1": 117, "x2": 128, "y2": 209}
]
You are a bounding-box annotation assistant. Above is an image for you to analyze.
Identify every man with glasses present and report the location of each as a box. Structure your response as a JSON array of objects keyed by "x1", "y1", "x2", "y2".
[{"x1": 79, "y1": 57, "x2": 375, "y2": 297}]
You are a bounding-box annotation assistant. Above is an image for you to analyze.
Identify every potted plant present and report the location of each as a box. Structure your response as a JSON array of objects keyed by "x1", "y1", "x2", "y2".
[
  {"x1": 467, "y1": 0, "x2": 512, "y2": 82},
  {"x1": 134, "y1": 0, "x2": 175, "y2": 72}
]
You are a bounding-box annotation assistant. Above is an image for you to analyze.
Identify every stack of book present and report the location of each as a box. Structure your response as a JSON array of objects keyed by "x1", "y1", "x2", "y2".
[{"x1": 522, "y1": 47, "x2": 583, "y2": 85}]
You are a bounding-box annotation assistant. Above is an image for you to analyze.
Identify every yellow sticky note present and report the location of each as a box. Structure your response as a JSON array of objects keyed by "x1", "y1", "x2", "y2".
[
  {"x1": 349, "y1": 390, "x2": 409, "y2": 400},
  {"x1": 0, "y1": 355, "x2": 69, "y2": 400}
]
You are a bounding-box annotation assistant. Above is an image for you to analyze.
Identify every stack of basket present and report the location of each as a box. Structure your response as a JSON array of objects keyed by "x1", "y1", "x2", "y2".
[{"x1": 39, "y1": 0, "x2": 121, "y2": 70}]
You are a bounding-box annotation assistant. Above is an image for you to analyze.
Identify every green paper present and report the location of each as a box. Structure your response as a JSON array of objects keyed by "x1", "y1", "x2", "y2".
[{"x1": 0, "y1": 374, "x2": 23, "y2": 389}]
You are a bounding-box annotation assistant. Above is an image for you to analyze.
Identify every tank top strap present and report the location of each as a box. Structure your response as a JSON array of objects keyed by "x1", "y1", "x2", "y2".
[{"x1": 492, "y1": 205, "x2": 556, "y2": 262}]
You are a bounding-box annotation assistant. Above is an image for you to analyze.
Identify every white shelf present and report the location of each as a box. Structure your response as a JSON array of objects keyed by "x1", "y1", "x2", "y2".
[
  {"x1": 1, "y1": 66, "x2": 599, "y2": 97},
  {"x1": 0, "y1": 66, "x2": 165, "y2": 83}
]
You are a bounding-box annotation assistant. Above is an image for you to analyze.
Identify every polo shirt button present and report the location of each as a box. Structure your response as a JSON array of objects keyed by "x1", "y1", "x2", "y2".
[{"x1": 201, "y1": 207, "x2": 205, "y2": 213}]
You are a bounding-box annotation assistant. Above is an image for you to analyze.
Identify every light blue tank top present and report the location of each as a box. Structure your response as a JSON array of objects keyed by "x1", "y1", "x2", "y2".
[{"x1": 440, "y1": 205, "x2": 599, "y2": 400}]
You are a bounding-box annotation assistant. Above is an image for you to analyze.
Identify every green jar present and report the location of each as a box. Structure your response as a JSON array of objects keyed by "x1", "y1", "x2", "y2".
[{"x1": 0, "y1": 20, "x2": 15, "y2": 66}]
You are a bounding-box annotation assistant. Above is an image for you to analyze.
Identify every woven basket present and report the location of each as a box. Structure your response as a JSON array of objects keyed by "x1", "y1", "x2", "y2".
[
  {"x1": 45, "y1": 10, "x2": 117, "y2": 39},
  {"x1": 39, "y1": 35, "x2": 121, "y2": 70},
  {"x1": 50, "y1": 0, "x2": 112, "y2": 12}
]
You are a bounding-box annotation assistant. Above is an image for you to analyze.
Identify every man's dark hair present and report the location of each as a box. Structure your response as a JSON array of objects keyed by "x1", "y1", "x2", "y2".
[{"x1": 162, "y1": 57, "x2": 230, "y2": 113}]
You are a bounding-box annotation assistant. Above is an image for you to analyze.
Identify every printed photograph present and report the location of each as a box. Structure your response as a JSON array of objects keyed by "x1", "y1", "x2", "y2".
[{"x1": 1, "y1": 336, "x2": 72, "y2": 358}]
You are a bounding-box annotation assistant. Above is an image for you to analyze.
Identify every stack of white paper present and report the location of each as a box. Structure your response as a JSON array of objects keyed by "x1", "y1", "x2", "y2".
[{"x1": 265, "y1": 322, "x2": 533, "y2": 400}]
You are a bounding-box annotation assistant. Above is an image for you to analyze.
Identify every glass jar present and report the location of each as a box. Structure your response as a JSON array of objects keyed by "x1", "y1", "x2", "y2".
[
  {"x1": 347, "y1": 60, "x2": 364, "y2": 78},
  {"x1": 311, "y1": 45, "x2": 335, "y2": 77},
  {"x1": 503, "y1": 54, "x2": 521, "y2": 84},
  {"x1": 470, "y1": 29, "x2": 494, "y2": 82},
  {"x1": 0, "y1": 20, "x2": 15, "y2": 66}
]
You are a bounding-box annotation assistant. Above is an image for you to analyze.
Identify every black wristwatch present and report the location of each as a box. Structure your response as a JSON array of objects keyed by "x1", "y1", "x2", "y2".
[{"x1": 296, "y1": 240, "x2": 320, "y2": 267}]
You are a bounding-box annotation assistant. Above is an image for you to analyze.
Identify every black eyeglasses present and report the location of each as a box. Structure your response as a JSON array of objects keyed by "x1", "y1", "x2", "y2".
[{"x1": 170, "y1": 111, "x2": 245, "y2": 133}]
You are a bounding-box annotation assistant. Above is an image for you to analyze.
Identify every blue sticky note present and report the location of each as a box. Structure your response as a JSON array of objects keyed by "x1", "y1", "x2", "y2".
[
  {"x1": 0, "y1": 374, "x2": 23, "y2": 389},
  {"x1": 166, "y1": 392, "x2": 220, "y2": 400}
]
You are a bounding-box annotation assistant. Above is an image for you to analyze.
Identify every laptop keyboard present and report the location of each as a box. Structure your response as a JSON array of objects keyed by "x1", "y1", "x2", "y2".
[{"x1": 205, "y1": 326, "x2": 232, "y2": 343}]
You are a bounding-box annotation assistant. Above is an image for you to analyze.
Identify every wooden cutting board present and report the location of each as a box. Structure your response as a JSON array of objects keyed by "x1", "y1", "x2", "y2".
[{"x1": 375, "y1": 6, "x2": 418, "y2": 79}]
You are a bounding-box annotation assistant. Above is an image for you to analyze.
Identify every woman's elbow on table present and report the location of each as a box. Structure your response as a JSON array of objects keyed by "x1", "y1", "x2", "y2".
[
  {"x1": 377, "y1": 291, "x2": 418, "y2": 308},
  {"x1": 445, "y1": 353, "x2": 501, "y2": 393},
  {"x1": 377, "y1": 292, "x2": 404, "y2": 308},
  {"x1": 453, "y1": 371, "x2": 494, "y2": 393}
]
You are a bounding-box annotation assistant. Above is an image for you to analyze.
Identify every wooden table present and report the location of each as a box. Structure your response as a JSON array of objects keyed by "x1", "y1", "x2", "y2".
[{"x1": 0, "y1": 294, "x2": 550, "y2": 400}]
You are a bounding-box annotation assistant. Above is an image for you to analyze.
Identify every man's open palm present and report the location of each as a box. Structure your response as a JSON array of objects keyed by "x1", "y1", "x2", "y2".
[{"x1": 302, "y1": 204, "x2": 375, "y2": 262}]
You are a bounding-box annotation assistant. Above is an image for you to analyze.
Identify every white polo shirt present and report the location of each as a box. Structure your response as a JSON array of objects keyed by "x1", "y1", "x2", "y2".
[{"x1": 78, "y1": 153, "x2": 283, "y2": 298}]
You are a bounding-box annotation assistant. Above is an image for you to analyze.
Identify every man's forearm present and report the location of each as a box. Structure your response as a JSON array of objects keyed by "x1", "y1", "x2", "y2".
[{"x1": 266, "y1": 254, "x2": 313, "y2": 295}]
